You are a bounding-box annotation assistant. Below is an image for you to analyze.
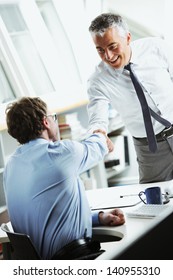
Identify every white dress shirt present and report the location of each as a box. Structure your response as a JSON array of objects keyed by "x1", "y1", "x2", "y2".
[{"x1": 87, "y1": 37, "x2": 173, "y2": 137}]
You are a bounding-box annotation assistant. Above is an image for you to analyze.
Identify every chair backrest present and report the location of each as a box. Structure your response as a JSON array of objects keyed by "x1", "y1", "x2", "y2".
[{"x1": 1, "y1": 223, "x2": 41, "y2": 260}]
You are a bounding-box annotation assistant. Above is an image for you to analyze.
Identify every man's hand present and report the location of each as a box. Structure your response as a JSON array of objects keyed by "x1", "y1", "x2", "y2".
[
  {"x1": 93, "y1": 129, "x2": 114, "y2": 152},
  {"x1": 106, "y1": 137, "x2": 114, "y2": 153},
  {"x1": 98, "y1": 208, "x2": 125, "y2": 226}
]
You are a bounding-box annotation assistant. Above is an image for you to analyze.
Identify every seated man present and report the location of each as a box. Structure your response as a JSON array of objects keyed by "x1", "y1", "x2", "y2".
[{"x1": 3, "y1": 97, "x2": 125, "y2": 259}]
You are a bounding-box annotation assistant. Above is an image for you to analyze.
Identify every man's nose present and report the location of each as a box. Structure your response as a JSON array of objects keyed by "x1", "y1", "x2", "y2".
[{"x1": 105, "y1": 49, "x2": 114, "y2": 60}]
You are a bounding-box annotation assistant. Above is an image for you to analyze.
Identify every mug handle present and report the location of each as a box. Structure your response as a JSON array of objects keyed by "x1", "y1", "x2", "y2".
[
  {"x1": 138, "y1": 191, "x2": 146, "y2": 204},
  {"x1": 162, "y1": 193, "x2": 170, "y2": 204}
]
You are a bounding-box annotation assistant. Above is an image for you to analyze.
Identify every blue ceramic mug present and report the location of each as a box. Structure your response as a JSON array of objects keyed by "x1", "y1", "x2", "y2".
[{"x1": 138, "y1": 186, "x2": 163, "y2": 204}]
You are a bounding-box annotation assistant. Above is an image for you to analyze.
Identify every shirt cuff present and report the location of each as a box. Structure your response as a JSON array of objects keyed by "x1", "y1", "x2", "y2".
[{"x1": 92, "y1": 210, "x2": 103, "y2": 226}]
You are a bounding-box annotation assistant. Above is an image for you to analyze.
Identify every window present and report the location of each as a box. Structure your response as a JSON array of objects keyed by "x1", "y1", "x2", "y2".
[
  {"x1": 0, "y1": 4, "x2": 54, "y2": 97},
  {"x1": 0, "y1": 0, "x2": 103, "y2": 111},
  {"x1": 36, "y1": 0, "x2": 82, "y2": 84},
  {"x1": 0, "y1": 61, "x2": 15, "y2": 103}
]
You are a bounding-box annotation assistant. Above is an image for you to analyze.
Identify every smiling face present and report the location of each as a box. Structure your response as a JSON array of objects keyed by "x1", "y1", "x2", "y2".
[{"x1": 92, "y1": 27, "x2": 131, "y2": 69}]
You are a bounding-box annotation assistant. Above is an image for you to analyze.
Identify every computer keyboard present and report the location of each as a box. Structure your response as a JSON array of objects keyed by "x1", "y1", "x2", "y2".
[{"x1": 126, "y1": 203, "x2": 173, "y2": 218}]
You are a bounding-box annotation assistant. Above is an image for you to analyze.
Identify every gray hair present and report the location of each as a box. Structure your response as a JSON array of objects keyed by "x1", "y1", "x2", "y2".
[{"x1": 89, "y1": 13, "x2": 129, "y2": 38}]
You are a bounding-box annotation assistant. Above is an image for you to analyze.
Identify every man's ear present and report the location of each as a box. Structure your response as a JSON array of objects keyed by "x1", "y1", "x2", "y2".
[
  {"x1": 42, "y1": 116, "x2": 49, "y2": 129},
  {"x1": 127, "y1": 32, "x2": 131, "y2": 45}
]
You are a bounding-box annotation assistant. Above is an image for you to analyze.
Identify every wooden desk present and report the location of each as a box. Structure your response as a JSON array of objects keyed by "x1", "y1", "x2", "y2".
[{"x1": 86, "y1": 180, "x2": 173, "y2": 259}]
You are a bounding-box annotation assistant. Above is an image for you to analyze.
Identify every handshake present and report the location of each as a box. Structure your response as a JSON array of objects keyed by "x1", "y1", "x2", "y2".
[{"x1": 93, "y1": 129, "x2": 114, "y2": 153}]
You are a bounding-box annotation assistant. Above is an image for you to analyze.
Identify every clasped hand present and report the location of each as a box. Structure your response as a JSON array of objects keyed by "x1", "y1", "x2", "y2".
[
  {"x1": 98, "y1": 208, "x2": 125, "y2": 226},
  {"x1": 93, "y1": 129, "x2": 114, "y2": 152}
]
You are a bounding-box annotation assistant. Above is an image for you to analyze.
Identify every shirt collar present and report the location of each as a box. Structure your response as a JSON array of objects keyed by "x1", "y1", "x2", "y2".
[
  {"x1": 22, "y1": 138, "x2": 52, "y2": 149},
  {"x1": 28, "y1": 138, "x2": 49, "y2": 146},
  {"x1": 15, "y1": 138, "x2": 50, "y2": 154}
]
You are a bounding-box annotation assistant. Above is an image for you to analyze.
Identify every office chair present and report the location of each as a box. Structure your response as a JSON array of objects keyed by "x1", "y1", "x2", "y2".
[
  {"x1": 52, "y1": 238, "x2": 105, "y2": 260},
  {"x1": 0, "y1": 223, "x2": 41, "y2": 260},
  {"x1": 1, "y1": 223, "x2": 104, "y2": 260}
]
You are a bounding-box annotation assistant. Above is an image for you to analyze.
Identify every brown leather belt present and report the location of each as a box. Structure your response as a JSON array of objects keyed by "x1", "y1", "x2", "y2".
[{"x1": 134, "y1": 125, "x2": 173, "y2": 144}]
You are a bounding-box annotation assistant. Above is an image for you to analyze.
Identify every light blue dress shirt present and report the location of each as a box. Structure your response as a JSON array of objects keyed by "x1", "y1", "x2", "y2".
[
  {"x1": 87, "y1": 37, "x2": 173, "y2": 137},
  {"x1": 3, "y1": 133, "x2": 108, "y2": 259}
]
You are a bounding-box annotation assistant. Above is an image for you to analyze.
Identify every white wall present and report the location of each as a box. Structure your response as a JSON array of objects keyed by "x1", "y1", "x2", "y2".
[
  {"x1": 106, "y1": 0, "x2": 164, "y2": 36},
  {"x1": 164, "y1": 0, "x2": 173, "y2": 46}
]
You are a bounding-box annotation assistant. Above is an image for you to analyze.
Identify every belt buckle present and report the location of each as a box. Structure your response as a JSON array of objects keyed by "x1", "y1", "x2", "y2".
[{"x1": 161, "y1": 126, "x2": 173, "y2": 140}]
